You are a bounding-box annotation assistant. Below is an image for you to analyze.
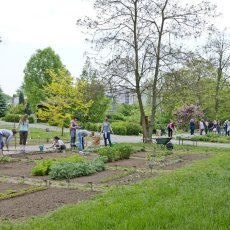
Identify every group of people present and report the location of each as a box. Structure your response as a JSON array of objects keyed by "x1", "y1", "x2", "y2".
[
  {"x1": 0, "y1": 114, "x2": 114, "y2": 156},
  {"x1": 68, "y1": 116, "x2": 113, "y2": 152},
  {"x1": 190, "y1": 119, "x2": 230, "y2": 136},
  {"x1": 0, "y1": 114, "x2": 29, "y2": 155}
]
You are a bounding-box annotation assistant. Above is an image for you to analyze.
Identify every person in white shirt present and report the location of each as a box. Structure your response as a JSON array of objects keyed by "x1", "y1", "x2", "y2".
[
  {"x1": 48, "y1": 136, "x2": 66, "y2": 152},
  {"x1": 199, "y1": 120, "x2": 205, "y2": 135},
  {"x1": 0, "y1": 129, "x2": 17, "y2": 155}
]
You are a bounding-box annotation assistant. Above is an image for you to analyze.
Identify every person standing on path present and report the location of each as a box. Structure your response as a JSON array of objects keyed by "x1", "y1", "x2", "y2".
[
  {"x1": 17, "y1": 114, "x2": 29, "y2": 153},
  {"x1": 199, "y1": 119, "x2": 205, "y2": 135},
  {"x1": 70, "y1": 116, "x2": 78, "y2": 148},
  {"x1": 0, "y1": 129, "x2": 17, "y2": 155},
  {"x1": 189, "y1": 118, "x2": 195, "y2": 135},
  {"x1": 204, "y1": 120, "x2": 209, "y2": 135},
  {"x1": 167, "y1": 121, "x2": 176, "y2": 138},
  {"x1": 101, "y1": 117, "x2": 113, "y2": 146},
  {"x1": 227, "y1": 120, "x2": 230, "y2": 136}
]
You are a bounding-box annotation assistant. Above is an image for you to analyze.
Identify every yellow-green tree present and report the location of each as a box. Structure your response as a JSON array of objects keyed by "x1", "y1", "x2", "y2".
[{"x1": 37, "y1": 68, "x2": 93, "y2": 127}]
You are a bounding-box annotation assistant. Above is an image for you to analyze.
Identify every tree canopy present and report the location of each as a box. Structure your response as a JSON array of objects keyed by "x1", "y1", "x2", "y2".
[
  {"x1": 23, "y1": 47, "x2": 67, "y2": 111},
  {"x1": 77, "y1": 0, "x2": 218, "y2": 140}
]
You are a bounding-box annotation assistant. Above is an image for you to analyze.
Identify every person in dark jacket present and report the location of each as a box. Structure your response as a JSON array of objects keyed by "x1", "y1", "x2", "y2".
[{"x1": 189, "y1": 119, "x2": 195, "y2": 135}]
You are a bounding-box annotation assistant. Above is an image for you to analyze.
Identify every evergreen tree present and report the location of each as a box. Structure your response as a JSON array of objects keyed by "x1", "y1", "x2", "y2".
[
  {"x1": 19, "y1": 91, "x2": 25, "y2": 104},
  {"x1": 0, "y1": 88, "x2": 7, "y2": 117}
]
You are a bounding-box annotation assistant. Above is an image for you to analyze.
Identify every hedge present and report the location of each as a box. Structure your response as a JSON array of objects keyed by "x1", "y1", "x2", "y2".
[{"x1": 3, "y1": 114, "x2": 35, "y2": 123}]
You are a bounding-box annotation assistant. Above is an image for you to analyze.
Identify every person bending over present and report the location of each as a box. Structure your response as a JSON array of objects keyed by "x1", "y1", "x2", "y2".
[
  {"x1": 48, "y1": 136, "x2": 66, "y2": 152},
  {"x1": 0, "y1": 129, "x2": 17, "y2": 155}
]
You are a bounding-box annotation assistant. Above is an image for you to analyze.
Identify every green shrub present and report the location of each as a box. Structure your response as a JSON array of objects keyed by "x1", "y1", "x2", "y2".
[
  {"x1": 115, "y1": 144, "x2": 133, "y2": 159},
  {"x1": 96, "y1": 147, "x2": 114, "y2": 162},
  {"x1": 84, "y1": 122, "x2": 101, "y2": 132},
  {"x1": 125, "y1": 122, "x2": 142, "y2": 135},
  {"x1": 3, "y1": 114, "x2": 21, "y2": 122},
  {"x1": 32, "y1": 159, "x2": 53, "y2": 176},
  {"x1": 112, "y1": 122, "x2": 127, "y2": 135},
  {"x1": 106, "y1": 113, "x2": 125, "y2": 122},
  {"x1": 111, "y1": 121, "x2": 141, "y2": 135},
  {"x1": 31, "y1": 156, "x2": 85, "y2": 176},
  {"x1": 28, "y1": 116, "x2": 35, "y2": 124},
  {"x1": 97, "y1": 144, "x2": 133, "y2": 162},
  {"x1": 49, "y1": 157, "x2": 106, "y2": 179}
]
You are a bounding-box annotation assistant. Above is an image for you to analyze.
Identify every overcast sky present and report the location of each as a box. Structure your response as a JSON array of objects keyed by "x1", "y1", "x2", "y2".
[{"x1": 0, "y1": 0, "x2": 229, "y2": 96}]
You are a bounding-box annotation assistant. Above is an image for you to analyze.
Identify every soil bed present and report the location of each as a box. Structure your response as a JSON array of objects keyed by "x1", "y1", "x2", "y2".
[
  {"x1": 0, "y1": 188, "x2": 98, "y2": 220},
  {"x1": 0, "y1": 182, "x2": 29, "y2": 193}
]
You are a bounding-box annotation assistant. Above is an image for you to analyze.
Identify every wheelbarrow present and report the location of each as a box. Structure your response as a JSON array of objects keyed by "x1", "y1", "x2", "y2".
[{"x1": 152, "y1": 137, "x2": 172, "y2": 149}]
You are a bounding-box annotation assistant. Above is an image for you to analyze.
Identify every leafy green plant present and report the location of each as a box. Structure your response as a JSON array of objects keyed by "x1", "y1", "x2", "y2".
[
  {"x1": 31, "y1": 155, "x2": 85, "y2": 176},
  {"x1": 111, "y1": 122, "x2": 127, "y2": 135},
  {"x1": 0, "y1": 156, "x2": 14, "y2": 163},
  {"x1": 49, "y1": 157, "x2": 106, "y2": 179},
  {"x1": 97, "y1": 144, "x2": 133, "y2": 162}
]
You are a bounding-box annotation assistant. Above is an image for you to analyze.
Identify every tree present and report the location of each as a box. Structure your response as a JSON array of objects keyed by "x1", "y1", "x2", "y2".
[
  {"x1": 23, "y1": 47, "x2": 67, "y2": 111},
  {"x1": 0, "y1": 87, "x2": 7, "y2": 117},
  {"x1": 77, "y1": 0, "x2": 217, "y2": 141},
  {"x1": 161, "y1": 58, "x2": 216, "y2": 116},
  {"x1": 78, "y1": 59, "x2": 109, "y2": 122},
  {"x1": 173, "y1": 104, "x2": 204, "y2": 131},
  {"x1": 37, "y1": 68, "x2": 93, "y2": 127},
  {"x1": 204, "y1": 30, "x2": 230, "y2": 118},
  {"x1": 18, "y1": 91, "x2": 25, "y2": 105}
]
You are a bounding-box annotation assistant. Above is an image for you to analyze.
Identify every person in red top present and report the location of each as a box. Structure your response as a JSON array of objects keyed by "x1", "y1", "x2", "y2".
[{"x1": 167, "y1": 121, "x2": 176, "y2": 138}]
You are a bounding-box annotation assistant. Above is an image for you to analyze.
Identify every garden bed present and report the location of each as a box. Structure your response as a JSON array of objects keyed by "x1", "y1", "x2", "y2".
[{"x1": 0, "y1": 149, "x2": 214, "y2": 221}]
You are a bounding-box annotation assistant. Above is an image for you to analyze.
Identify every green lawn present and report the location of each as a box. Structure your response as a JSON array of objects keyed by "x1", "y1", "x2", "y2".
[{"x1": 1, "y1": 146, "x2": 229, "y2": 230}]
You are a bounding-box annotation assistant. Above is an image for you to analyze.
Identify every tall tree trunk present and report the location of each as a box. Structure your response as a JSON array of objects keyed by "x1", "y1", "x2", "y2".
[
  {"x1": 214, "y1": 67, "x2": 222, "y2": 118},
  {"x1": 149, "y1": 6, "x2": 166, "y2": 138},
  {"x1": 133, "y1": 0, "x2": 149, "y2": 142}
]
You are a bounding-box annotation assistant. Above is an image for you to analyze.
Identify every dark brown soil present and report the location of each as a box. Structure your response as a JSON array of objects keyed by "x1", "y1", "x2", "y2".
[
  {"x1": 0, "y1": 188, "x2": 98, "y2": 220},
  {"x1": 0, "y1": 151, "x2": 213, "y2": 221},
  {"x1": 0, "y1": 182, "x2": 29, "y2": 193}
]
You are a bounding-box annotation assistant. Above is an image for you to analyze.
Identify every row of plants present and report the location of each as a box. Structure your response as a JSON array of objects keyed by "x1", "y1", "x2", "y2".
[
  {"x1": 49, "y1": 157, "x2": 106, "y2": 180},
  {"x1": 31, "y1": 154, "x2": 106, "y2": 180},
  {"x1": 96, "y1": 144, "x2": 133, "y2": 162},
  {"x1": 31, "y1": 155, "x2": 85, "y2": 176},
  {"x1": 0, "y1": 186, "x2": 47, "y2": 200},
  {"x1": 191, "y1": 133, "x2": 230, "y2": 143}
]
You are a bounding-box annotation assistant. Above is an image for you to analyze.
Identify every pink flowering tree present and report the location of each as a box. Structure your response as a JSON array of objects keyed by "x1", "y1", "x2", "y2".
[{"x1": 173, "y1": 105, "x2": 204, "y2": 131}]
